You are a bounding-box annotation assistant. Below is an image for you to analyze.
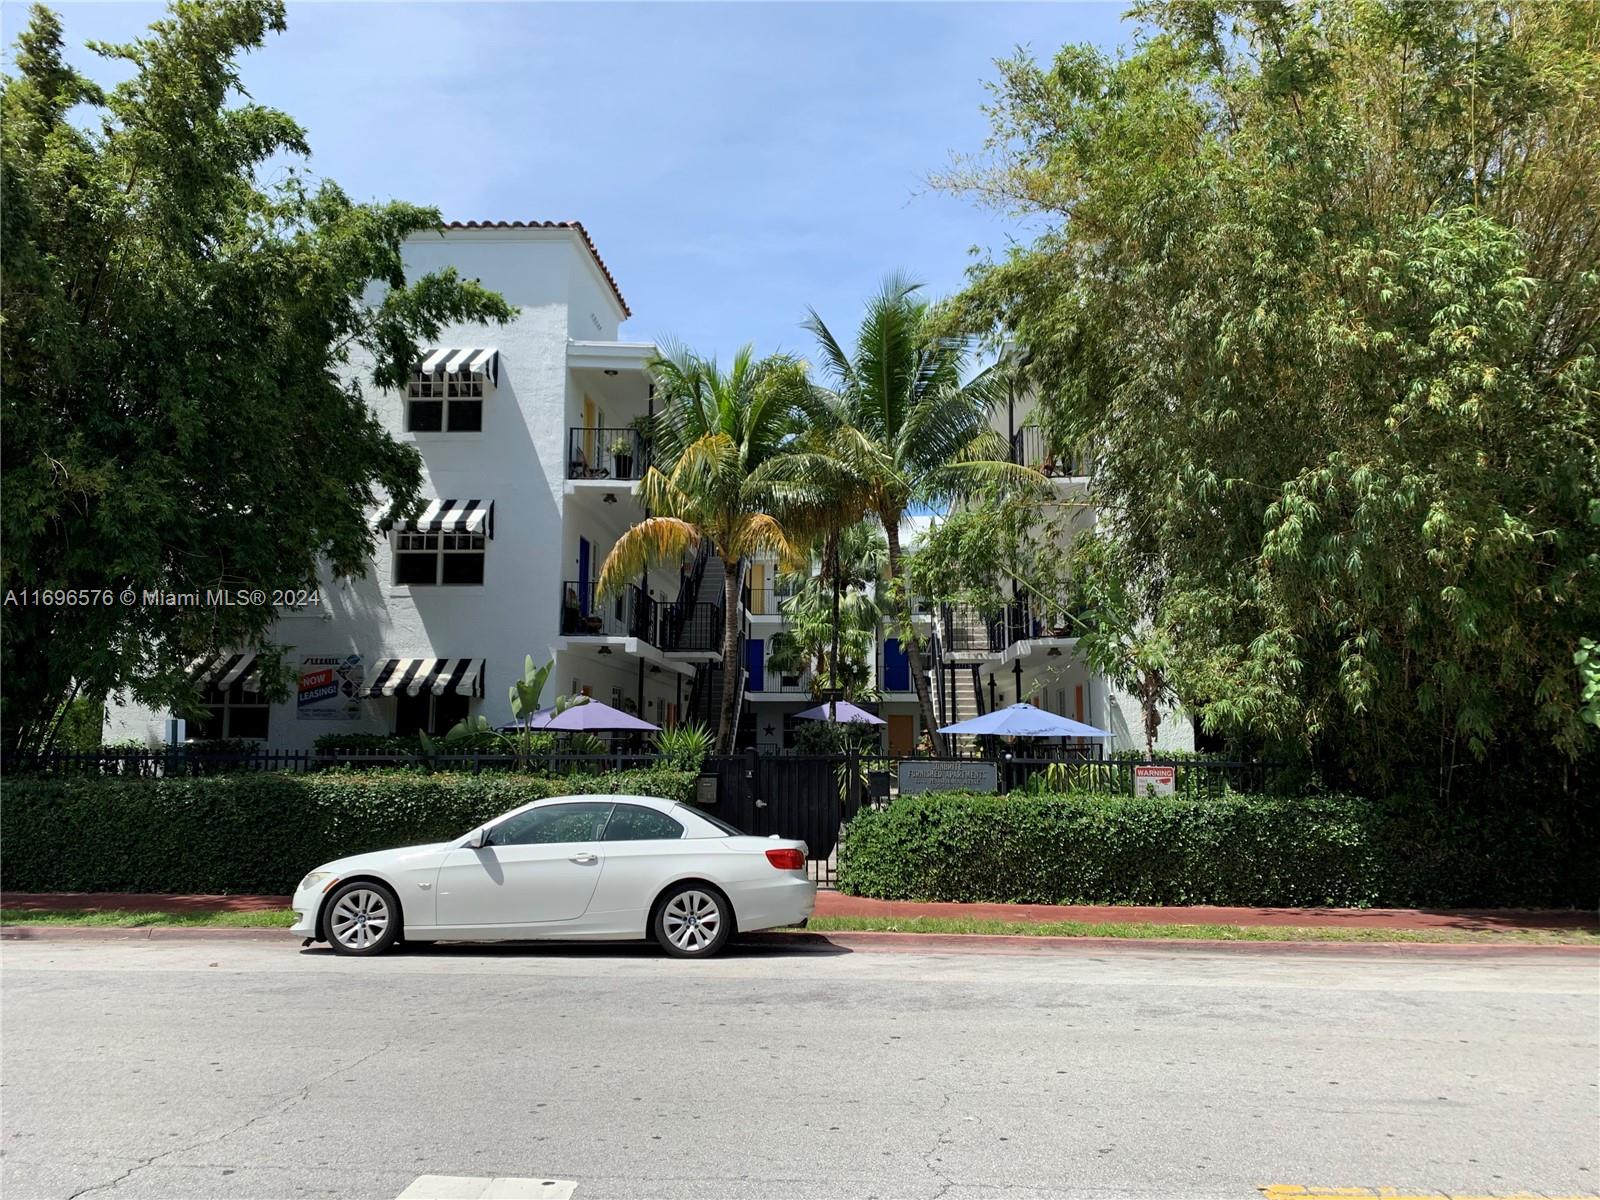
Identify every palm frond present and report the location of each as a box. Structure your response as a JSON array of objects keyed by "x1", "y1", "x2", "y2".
[
  {"x1": 595, "y1": 518, "x2": 701, "y2": 597},
  {"x1": 636, "y1": 465, "x2": 695, "y2": 519}
]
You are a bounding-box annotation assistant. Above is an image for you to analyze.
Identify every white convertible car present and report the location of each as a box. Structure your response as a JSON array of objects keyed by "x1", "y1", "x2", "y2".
[{"x1": 291, "y1": 794, "x2": 815, "y2": 958}]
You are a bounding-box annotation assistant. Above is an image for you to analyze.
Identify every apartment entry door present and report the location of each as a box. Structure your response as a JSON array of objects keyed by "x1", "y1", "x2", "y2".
[{"x1": 887, "y1": 714, "x2": 915, "y2": 756}]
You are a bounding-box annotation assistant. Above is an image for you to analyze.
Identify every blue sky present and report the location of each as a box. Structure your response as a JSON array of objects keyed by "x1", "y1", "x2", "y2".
[{"x1": 5, "y1": 1, "x2": 1134, "y2": 363}]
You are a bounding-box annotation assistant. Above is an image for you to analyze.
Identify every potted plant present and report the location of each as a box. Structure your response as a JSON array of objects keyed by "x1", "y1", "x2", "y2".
[{"x1": 609, "y1": 433, "x2": 634, "y2": 477}]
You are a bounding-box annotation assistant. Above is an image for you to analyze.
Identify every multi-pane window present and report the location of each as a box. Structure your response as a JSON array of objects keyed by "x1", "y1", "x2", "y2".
[
  {"x1": 393, "y1": 531, "x2": 486, "y2": 586},
  {"x1": 191, "y1": 682, "x2": 269, "y2": 741},
  {"x1": 406, "y1": 366, "x2": 487, "y2": 433}
]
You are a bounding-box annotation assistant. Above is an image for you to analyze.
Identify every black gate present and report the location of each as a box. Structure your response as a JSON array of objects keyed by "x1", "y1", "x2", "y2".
[{"x1": 699, "y1": 752, "x2": 864, "y2": 887}]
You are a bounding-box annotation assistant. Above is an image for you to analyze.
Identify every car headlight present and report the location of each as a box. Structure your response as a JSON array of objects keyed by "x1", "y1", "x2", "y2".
[{"x1": 297, "y1": 870, "x2": 335, "y2": 893}]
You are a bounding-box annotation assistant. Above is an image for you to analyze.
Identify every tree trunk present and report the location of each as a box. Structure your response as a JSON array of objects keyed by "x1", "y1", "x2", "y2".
[
  {"x1": 883, "y1": 515, "x2": 944, "y2": 755},
  {"x1": 716, "y1": 557, "x2": 743, "y2": 754},
  {"x1": 1140, "y1": 668, "x2": 1161, "y2": 759},
  {"x1": 828, "y1": 530, "x2": 841, "y2": 701}
]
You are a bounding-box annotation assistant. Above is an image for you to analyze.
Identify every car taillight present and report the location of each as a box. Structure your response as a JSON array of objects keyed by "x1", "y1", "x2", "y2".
[{"x1": 765, "y1": 847, "x2": 805, "y2": 870}]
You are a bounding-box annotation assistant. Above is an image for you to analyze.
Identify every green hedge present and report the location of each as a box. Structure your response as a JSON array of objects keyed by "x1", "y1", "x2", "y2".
[
  {"x1": 837, "y1": 790, "x2": 1598, "y2": 909},
  {"x1": 0, "y1": 767, "x2": 696, "y2": 895}
]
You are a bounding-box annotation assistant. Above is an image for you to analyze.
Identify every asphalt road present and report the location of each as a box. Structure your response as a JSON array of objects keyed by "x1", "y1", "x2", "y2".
[{"x1": 2, "y1": 935, "x2": 1596, "y2": 1200}]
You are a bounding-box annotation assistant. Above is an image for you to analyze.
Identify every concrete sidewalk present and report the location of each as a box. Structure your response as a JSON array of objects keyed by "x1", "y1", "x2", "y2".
[{"x1": 5, "y1": 890, "x2": 1595, "y2": 933}]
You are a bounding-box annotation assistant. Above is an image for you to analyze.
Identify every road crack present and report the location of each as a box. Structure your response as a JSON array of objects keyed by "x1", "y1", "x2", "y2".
[{"x1": 64, "y1": 1039, "x2": 396, "y2": 1199}]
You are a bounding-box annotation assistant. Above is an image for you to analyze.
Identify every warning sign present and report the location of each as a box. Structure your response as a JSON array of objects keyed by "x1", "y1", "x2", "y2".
[{"x1": 1133, "y1": 764, "x2": 1176, "y2": 797}]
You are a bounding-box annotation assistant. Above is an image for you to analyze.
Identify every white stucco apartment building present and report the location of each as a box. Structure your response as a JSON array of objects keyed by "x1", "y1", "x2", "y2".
[
  {"x1": 107, "y1": 221, "x2": 713, "y2": 751},
  {"x1": 925, "y1": 388, "x2": 1195, "y2": 755}
]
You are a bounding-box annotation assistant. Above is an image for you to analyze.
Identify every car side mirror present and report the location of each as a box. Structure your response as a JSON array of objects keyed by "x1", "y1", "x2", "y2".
[{"x1": 464, "y1": 828, "x2": 488, "y2": 850}]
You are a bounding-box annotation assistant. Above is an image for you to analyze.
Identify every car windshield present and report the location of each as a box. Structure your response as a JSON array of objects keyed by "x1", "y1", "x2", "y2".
[{"x1": 688, "y1": 808, "x2": 747, "y2": 837}]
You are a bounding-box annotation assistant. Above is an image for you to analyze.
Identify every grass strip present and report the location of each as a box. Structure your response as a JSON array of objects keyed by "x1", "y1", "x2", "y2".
[
  {"x1": 0, "y1": 908, "x2": 298, "y2": 928},
  {"x1": 805, "y1": 915, "x2": 1600, "y2": 946}
]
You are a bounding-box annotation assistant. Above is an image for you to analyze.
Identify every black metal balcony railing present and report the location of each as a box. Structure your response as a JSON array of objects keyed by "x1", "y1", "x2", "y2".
[
  {"x1": 655, "y1": 599, "x2": 724, "y2": 653},
  {"x1": 567, "y1": 427, "x2": 650, "y2": 482},
  {"x1": 560, "y1": 580, "x2": 654, "y2": 640},
  {"x1": 750, "y1": 673, "x2": 814, "y2": 694},
  {"x1": 1010, "y1": 427, "x2": 1087, "y2": 478},
  {"x1": 988, "y1": 601, "x2": 1086, "y2": 651},
  {"x1": 940, "y1": 604, "x2": 998, "y2": 655}
]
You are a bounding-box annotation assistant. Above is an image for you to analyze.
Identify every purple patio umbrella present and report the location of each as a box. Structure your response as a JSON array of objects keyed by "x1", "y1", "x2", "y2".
[
  {"x1": 496, "y1": 707, "x2": 555, "y2": 732},
  {"x1": 793, "y1": 700, "x2": 886, "y2": 726},
  {"x1": 540, "y1": 698, "x2": 660, "y2": 733}
]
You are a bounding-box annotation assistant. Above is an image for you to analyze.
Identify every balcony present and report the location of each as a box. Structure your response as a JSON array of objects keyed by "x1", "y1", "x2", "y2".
[
  {"x1": 745, "y1": 573, "x2": 805, "y2": 617},
  {"x1": 567, "y1": 427, "x2": 650, "y2": 483},
  {"x1": 989, "y1": 600, "x2": 1086, "y2": 651},
  {"x1": 1011, "y1": 426, "x2": 1088, "y2": 478},
  {"x1": 655, "y1": 598, "x2": 724, "y2": 654},
  {"x1": 940, "y1": 604, "x2": 998, "y2": 656},
  {"x1": 749, "y1": 672, "x2": 816, "y2": 695},
  {"x1": 560, "y1": 580, "x2": 654, "y2": 641}
]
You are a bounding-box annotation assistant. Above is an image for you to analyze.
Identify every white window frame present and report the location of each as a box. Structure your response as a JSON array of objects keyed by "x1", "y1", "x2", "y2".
[
  {"x1": 194, "y1": 684, "x2": 270, "y2": 741},
  {"x1": 392, "y1": 530, "x2": 487, "y2": 587},
  {"x1": 406, "y1": 365, "x2": 489, "y2": 433}
]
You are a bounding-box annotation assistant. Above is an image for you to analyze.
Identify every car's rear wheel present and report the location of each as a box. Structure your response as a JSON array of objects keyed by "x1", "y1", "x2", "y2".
[
  {"x1": 324, "y1": 881, "x2": 401, "y2": 956},
  {"x1": 653, "y1": 884, "x2": 731, "y2": 958}
]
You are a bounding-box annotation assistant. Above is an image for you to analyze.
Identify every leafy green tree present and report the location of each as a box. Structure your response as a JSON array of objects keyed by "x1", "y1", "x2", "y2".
[
  {"x1": 0, "y1": 2, "x2": 513, "y2": 754},
  {"x1": 596, "y1": 344, "x2": 814, "y2": 752},
  {"x1": 942, "y1": 0, "x2": 1599, "y2": 800},
  {"x1": 772, "y1": 274, "x2": 1041, "y2": 752}
]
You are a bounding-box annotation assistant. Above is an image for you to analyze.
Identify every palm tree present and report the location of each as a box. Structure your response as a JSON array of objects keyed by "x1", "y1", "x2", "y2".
[
  {"x1": 780, "y1": 273, "x2": 1043, "y2": 752},
  {"x1": 767, "y1": 520, "x2": 887, "y2": 700},
  {"x1": 596, "y1": 344, "x2": 812, "y2": 753}
]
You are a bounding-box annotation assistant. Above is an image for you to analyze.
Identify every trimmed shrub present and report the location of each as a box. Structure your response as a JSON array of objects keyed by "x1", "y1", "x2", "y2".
[
  {"x1": 312, "y1": 732, "x2": 421, "y2": 754},
  {"x1": 837, "y1": 790, "x2": 1597, "y2": 909},
  {"x1": 0, "y1": 767, "x2": 696, "y2": 895}
]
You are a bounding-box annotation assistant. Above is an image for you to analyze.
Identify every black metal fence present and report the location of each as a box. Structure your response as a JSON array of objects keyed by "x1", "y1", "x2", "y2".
[
  {"x1": 5, "y1": 748, "x2": 1294, "y2": 888},
  {"x1": 0, "y1": 750, "x2": 664, "y2": 778}
]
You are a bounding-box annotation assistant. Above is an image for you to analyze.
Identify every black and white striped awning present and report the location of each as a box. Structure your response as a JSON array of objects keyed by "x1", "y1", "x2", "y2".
[
  {"x1": 190, "y1": 651, "x2": 261, "y2": 693},
  {"x1": 396, "y1": 498, "x2": 495, "y2": 538},
  {"x1": 417, "y1": 347, "x2": 499, "y2": 384},
  {"x1": 362, "y1": 658, "x2": 485, "y2": 698}
]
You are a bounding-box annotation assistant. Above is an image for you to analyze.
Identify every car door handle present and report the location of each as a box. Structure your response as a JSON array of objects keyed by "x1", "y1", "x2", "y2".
[{"x1": 570, "y1": 852, "x2": 598, "y2": 865}]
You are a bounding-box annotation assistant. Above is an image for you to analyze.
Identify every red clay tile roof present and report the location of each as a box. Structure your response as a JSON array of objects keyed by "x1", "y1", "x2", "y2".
[{"x1": 440, "y1": 220, "x2": 631, "y2": 318}]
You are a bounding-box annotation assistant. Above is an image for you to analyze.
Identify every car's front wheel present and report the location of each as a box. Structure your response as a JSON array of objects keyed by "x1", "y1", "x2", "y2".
[
  {"x1": 324, "y1": 881, "x2": 401, "y2": 956},
  {"x1": 653, "y1": 884, "x2": 732, "y2": 958}
]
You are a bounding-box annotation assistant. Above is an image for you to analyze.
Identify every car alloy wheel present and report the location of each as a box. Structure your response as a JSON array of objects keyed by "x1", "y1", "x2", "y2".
[
  {"x1": 325, "y1": 882, "x2": 400, "y2": 956},
  {"x1": 656, "y1": 886, "x2": 730, "y2": 958}
]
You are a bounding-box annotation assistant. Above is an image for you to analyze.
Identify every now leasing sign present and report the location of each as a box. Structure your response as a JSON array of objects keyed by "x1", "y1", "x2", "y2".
[
  {"x1": 298, "y1": 655, "x2": 364, "y2": 721},
  {"x1": 1133, "y1": 764, "x2": 1176, "y2": 797}
]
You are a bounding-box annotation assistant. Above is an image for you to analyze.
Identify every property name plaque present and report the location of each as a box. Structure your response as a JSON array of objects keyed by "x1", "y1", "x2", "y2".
[{"x1": 897, "y1": 759, "x2": 999, "y2": 796}]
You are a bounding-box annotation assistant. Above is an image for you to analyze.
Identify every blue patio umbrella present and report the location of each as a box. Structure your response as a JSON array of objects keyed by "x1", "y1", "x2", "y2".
[
  {"x1": 939, "y1": 702, "x2": 1111, "y2": 739},
  {"x1": 794, "y1": 699, "x2": 886, "y2": 726}
]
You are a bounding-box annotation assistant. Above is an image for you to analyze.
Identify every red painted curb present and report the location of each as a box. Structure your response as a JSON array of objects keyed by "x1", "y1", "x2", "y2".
[
  {"x1": 812, "y1": 893, "x2": 1600, "y2": 933},
  {"x1": 0, "y1": 925, "x2": 293, "y2": 943},
  {"x1": 7, "y1": 892, "x2": 1593, "y2": 934},
  {"x1": 3, "y1": 925, "x2": 1593, "y2": 957}
]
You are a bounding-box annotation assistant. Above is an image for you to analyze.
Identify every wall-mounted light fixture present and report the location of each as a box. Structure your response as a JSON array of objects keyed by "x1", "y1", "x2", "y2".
[
  {"x1": 603, "y1": 368, "x2": 619, "y2": 376},
  {"x1": 603, "y1": 493, "x2": 617, "y2": 504},
  {"x1": 598, "y1": 646, "x2": 613, "y2": 656},
  {"x1": 1046, "y1": 647, "x2": 1062, "y2": 657}
]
